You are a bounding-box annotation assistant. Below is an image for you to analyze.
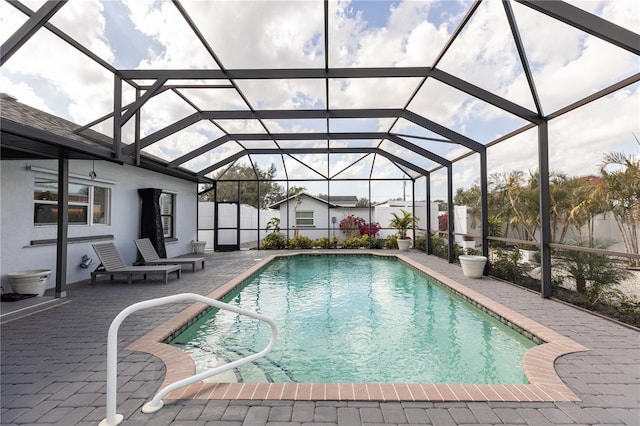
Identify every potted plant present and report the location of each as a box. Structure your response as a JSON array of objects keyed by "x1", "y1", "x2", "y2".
[
  {"x1": 389, "y1": 209, "x2": 418, "y2": 251},
  {"x1": 458, "y1": 255, "x2": 487, "y2": 279}
]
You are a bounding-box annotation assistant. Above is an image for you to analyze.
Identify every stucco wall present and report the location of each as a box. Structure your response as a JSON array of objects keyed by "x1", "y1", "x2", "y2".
[
  {"x1": 278, "y1": 196, "x2": 333, "y2": 241},
  {"x1": 0, "y1": 159, "x2": 197, "y2": 291}
]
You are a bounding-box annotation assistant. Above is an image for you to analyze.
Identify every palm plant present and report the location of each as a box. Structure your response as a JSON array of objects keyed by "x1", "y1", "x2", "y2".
[
  {"x1": 389, "y1": 209, "x2": 418, "y2": 239},
  {"x1": 556, "y1": 238, "x2": 632, "y2": 300},
  {"x1": 599, "y1": 147, "x2": 640, "y2": 266}
]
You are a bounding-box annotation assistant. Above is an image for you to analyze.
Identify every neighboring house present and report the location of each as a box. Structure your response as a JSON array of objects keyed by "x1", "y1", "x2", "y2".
[
  {"x1": 268, "y1": 192, "x2": 340, "y2": 241},
  {"x1": 317, "y1": 195, "x2": 358, "y2": 208},
  {"x1": 1, "y1": 95, "x2": 200, "y2": 292},
  {"x1": 269, "y1": 193, "x2": 439, "y2": 240}
]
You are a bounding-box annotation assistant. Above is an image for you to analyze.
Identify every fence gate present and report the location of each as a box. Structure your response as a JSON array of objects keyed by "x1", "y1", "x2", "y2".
[{"x1": 214, "y1": 202, "x2": 240, "y2": 251}]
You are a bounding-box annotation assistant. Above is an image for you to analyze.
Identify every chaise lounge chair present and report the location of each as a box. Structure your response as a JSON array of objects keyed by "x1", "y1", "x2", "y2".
[
  {"x1": 91, "y1": 242, "x2": 181, "y2": 284},
  {"x1": 134, "y1": 238, "x2": 205, "y2": 272}
]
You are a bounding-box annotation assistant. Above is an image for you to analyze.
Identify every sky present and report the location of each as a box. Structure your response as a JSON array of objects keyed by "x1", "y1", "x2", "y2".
[{"x1": 1, "y1": 0, "x2": 638, "y2": 202}]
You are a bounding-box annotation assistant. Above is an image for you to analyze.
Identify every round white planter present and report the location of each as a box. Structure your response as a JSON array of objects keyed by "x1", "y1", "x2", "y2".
[
  {"x1": 191, "y1": 240, "x2": 206, "y2": 254},
  {"x1": 459, "y1": 255, "x2": 487, "y2": 279},
  {"x1": 397, "y1": 239, "x2": 411, "y2": 251},
  {"x1": 8, "y1": 269, "x2": 52, "y2": 296}
]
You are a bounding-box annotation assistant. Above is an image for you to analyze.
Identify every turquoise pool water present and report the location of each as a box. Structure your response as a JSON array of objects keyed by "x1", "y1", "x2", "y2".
[{"x1": 170, "y1": 255, "x2": 536, "y2": 384}]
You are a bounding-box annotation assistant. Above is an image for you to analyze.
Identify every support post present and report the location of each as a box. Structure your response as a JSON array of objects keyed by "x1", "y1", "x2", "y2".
[
  {"x1": 447, "y1": 165, "x2": 454, "y2": 263},
  {"x1": 538, "y1": 121, "x2": 553, "y2": 298},
  {"x1": 426, "y1": 174, "x2": 432, "y2": 254},
  {"x1": 55, "y1": 158, "x2": 68, "y2": 298},
  {"x1": 480, "y1": 149, "x2": 489, "y2": 270}
]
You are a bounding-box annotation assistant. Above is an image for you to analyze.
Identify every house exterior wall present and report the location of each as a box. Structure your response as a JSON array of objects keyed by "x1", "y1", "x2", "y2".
[
  {"x1": 1, "y1": 159, "x2": 197, "y2": 291},
  {"x1": 275, "y1": 198, "x2": 439, "y2": 241},
  {"x1": 278, "y1": 196, "x2": 332, "y2": 241}
]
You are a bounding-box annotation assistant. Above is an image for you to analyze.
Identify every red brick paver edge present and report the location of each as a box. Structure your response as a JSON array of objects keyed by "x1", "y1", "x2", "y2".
[{"x1": 126, "y1": 252, "x2": 588, "y2": 403}]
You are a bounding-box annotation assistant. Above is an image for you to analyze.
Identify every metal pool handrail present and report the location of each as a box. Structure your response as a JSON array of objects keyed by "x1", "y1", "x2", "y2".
[{"x1": 100, "y1": 293, "x2": 277, "y2": 426}]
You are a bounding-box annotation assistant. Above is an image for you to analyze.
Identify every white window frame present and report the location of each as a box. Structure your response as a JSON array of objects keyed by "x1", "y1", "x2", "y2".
[
  {"x1": 295, "y1": 210, "x2": 314, "y2": 227},
  {"x1": 160, "y1": 192, "x2": 176, "y2": 239},
  {"x1": 33, "y1": 179, "x2": 111, "y2": 226}
]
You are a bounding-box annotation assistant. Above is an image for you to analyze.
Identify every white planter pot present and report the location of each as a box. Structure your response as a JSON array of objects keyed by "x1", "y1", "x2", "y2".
[
  {"x1": 397, "y1": 239, "x2": 411, "y2": 251},
  {"x1": 191, "y1": 241, "x2": 206, "y2": 254},
  {"x1": 459, "y1": 255, "x2": 487, "y2": 279},
  {"x1": 8, "y1": 269, "x2": 52, "y2": 296}
]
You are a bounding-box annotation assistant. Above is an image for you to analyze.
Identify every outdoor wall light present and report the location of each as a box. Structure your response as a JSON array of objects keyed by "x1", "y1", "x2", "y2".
[
  {"x1": 80, "y1": 254, "x2": 93, "y2": 269},
  {"x1": 89, "y1": 160, "x2": 97, "y2": 180}
]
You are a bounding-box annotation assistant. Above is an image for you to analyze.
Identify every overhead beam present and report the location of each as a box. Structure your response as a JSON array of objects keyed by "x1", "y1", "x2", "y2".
[
  {"x1": 118, "y1": 67, "x2": 433, "y2": 80},
  {"x1": 402, "y1": 111, "x2": 485, "y2": 152},
  {"x1": 516, "y1": 0, "x2": 640, "y2": 56},
  {"x1": 196, "y1": 147, "x2": 431, "y2": 177},
  {"x1": 1, "y1": 0, "x2": 67, "y2": 66},
  {"x1": 201, "y1": 109, "x2": 405, "y2": 120},
  {"x1": 387, "y1": 135, "x2": 451, "y2": 167},
  {"x1": 134, "y1": 112, "x2": 202, "y2": 151},
  {"x1": 168, "y1": 132, "x2": 451, "y2": 168},
  {"x1": 430, "y1": 68, "x2": 541, "y2": 124},
  {"x1": 120, "y1": 78, "x2": 168, "y2": 125}
]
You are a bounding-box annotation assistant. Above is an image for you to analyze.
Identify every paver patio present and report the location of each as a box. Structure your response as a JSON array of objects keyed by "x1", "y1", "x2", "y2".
[{"x1": 1, "y1": 249, "x2": 638, "y2": 425}]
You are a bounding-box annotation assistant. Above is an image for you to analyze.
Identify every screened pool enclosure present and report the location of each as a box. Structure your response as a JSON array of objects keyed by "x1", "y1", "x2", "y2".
[{"x1": 1, "y1": 0, "x2": 638, "y2": 299}]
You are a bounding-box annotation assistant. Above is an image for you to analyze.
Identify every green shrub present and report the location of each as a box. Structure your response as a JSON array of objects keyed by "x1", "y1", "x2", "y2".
[
  {"x1": 488, "y1": 248, "x2": 524, "y2": 282},
  {"x1": 261, "y1": 232, "x2": 287, "y2": 249},
  {"x1": 343, "y1": 235, "x2": 368, "y2": 249},
  {"x1": 313, "y1": 236, "x2": 339, "y2": 249},
  {"x1": 314, "y1": 237, "x2": 330, "y2": 249},
  {"x1": 370, "y1": 237, "x2": 385, "y2": 249},
  {"x1": 385, "y1": 235, "x2": 398, "y2": 249},
  {"x1": 288, "y1": 235, "x2": 314, "y2": 249},
  {"x1": 555, "y1": 238, "x2": 632, "y2": 301},
  {"x1": 430, "y1": 235, "x2": 448, "y2": 259},
  {"x1": 414, "y1": 235, "x2": 427, "y2": 251}
]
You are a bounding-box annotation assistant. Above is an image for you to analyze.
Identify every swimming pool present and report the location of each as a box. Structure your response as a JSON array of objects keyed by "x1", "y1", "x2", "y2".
[{"x1": 170, "y1": 255, "x2": 536, "y2": 384}]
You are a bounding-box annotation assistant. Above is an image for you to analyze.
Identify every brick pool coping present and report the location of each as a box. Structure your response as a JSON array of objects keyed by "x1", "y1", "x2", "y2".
[{"x1": 127, "y1": 252, "x2": 588, "y2": 403}]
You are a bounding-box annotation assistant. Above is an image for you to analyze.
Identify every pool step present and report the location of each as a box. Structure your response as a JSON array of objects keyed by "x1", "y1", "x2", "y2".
[{"x1": 174, "y1": 343, "x2": 294, "y2": 383}]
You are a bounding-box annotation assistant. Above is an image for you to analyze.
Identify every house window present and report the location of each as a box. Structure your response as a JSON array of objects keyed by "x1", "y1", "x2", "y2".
[
  {"x1": 160, "y1": 192, "x2": 175, "y2": 239},
  {"x1": 34, "y1": 180, "x2": 110, "y2": 226},
  {"x1": 296, "y1": 211, "x2": 314, "y2": 227}
]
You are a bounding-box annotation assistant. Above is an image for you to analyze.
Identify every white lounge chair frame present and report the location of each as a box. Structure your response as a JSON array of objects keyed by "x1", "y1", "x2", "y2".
[
  {"x1": 134, "y1": 238, "x2": 205, "y2": 272},
  {"x1": 91, "y1": 243, "x2": 181, "y2": 285}
]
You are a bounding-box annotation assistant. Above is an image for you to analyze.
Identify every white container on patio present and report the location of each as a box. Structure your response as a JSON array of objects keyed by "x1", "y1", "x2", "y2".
[
  {"x1": 397, "y1": 239, "x2": 411, "y2": 251},
  {"x1": 8, "y1": 269, "x2": 52, "y2": 296},
  {"x1": 191, "y1": 240, "x2": 206, "y2": 254},
  {"x1": 459, "y1": 255, "x2": 487, "y2": 279}
]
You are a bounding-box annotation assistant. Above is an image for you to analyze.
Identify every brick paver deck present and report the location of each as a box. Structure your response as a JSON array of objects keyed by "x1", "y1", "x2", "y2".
[{"x1": 1, "y1": 250, "x2": 638, "y2": 425}]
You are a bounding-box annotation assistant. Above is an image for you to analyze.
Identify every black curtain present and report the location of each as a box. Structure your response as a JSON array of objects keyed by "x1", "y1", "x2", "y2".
[{"x1": 138, "y1": 188, "x2": 167, "y2": 259}]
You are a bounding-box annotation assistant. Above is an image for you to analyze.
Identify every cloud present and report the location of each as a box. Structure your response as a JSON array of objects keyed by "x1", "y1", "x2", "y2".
[
  {"x1": 2, "y1": 0, "x2": 114, "y2": 124},
  {"x1": 1, "y1": 0, "x2": 637, "y2": 201}
]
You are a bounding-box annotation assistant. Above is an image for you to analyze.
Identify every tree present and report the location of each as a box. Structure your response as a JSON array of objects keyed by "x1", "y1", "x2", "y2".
[
  {"x1": 199, "y1": 164, "x2": 284, "y2": 209},
  {"x1": 288, "y1": 186, "x2": 306, "y2": 237},
  {"x1": 454, "y1": 182, "x2": 481, "y2": 229},
  {"x1": 489, "y1": 171, "x2": 539, "y2": 241},
  {"x1": 356, "y1": 197, "x2": 371, "y2": 207},
  {"x1": 599, "y1": 147, "x2": 640, "y2": 266}
]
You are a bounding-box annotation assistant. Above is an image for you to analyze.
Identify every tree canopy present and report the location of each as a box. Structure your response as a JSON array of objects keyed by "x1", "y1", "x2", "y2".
[{"x1": 199, "y1": 164, "x2": 284, "y2": 209}]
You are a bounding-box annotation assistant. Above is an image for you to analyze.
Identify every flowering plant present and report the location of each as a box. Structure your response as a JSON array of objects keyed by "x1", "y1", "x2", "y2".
[
  {"x1": 360, "y1": 222, "x2": 381, "y2": 236},
  {"x1": 339, "y1": 215, "x2": 380, "y2": 238}
]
